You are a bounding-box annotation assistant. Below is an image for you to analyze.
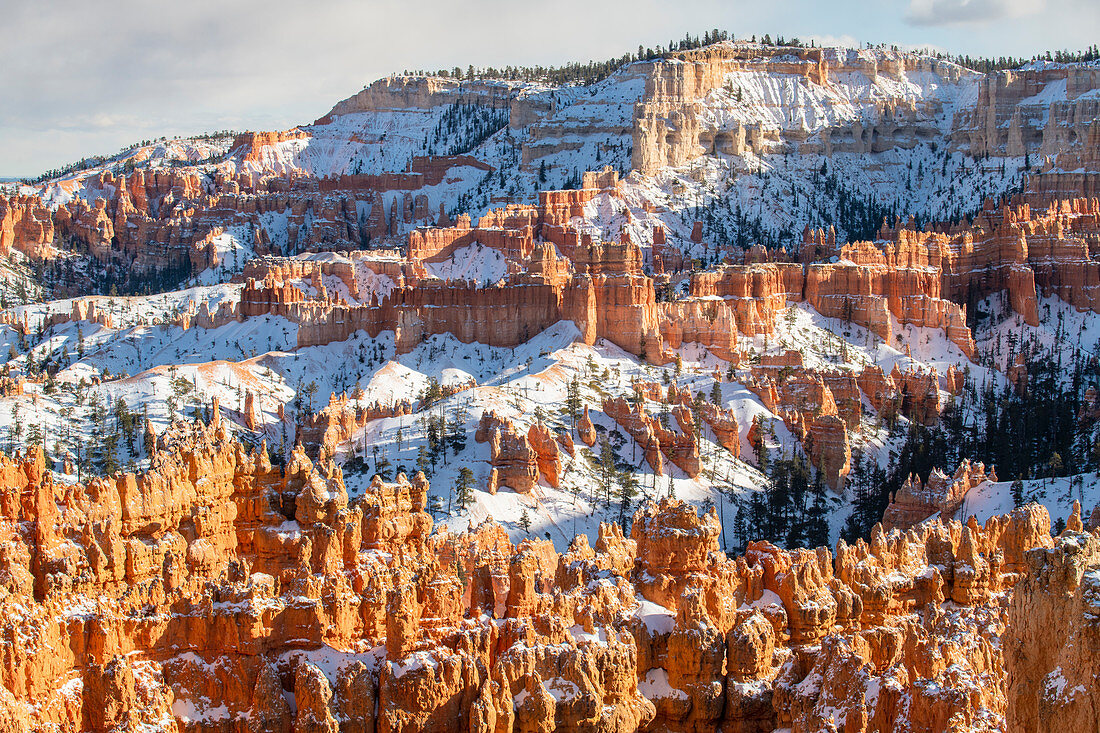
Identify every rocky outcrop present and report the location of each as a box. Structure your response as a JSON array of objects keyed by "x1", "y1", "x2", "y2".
[
  {"x1": 633, "y1": 44, "x2": 972, "y2": 174},
  {"x1": 299, "y1": 390, "x2": 419, "y2": 459},
  {"x1": 577, "y1": 405, "x2": 596, "y2": 447},
  {"x1": 0, "y1": 194, "x2": 54, "y2": 259},
  {"x1": 745, "y1": 369, "x2": 853, "y2": 488},
  {"x1": 231, "y1": 129, "x2": 309, "y2": 162},
  {"x1": 882, "y1": 459, "x2": 997, "y2": 531},
  {"x1": 0, "y1": 410, "x2": 1082, "y2": 733},
  {"x1": 602, "y1": 396, "x2": 704, "y2": 477},
  {"x1": 475, "y1": 410, "x2": 540, "y2": 493},
  {"x1": 526, "y1": 421, "x2": 562, "y2": 488},
  {"x1": 697, "y1": 402, "x2": 740, "y2": 457},
  {"x1": 1005, "y1": 528, "x2": 1100, "y2": 732}
]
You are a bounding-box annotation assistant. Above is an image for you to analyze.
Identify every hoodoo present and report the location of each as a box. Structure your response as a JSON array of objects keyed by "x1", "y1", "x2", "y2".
[{"x1": 0, "y1": 19, "x2": 1098, "y2": 732}]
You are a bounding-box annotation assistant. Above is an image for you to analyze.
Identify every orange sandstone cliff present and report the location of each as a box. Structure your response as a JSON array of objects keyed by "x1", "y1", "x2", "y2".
[{"x1": 0, "y1": 415, "x2": 1089, "y2": 731}]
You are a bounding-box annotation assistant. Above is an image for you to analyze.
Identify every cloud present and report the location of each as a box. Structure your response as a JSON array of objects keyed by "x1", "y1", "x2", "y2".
[
  {"x1": 2, "y1": 0, "x2": 1095, "y2": 176},
  {"x1": 905, "y1": 0, "x2": 1044, "y2": 26},
  {"x1": 1, "y1": 0, "x2": 720, "y2": 176}
]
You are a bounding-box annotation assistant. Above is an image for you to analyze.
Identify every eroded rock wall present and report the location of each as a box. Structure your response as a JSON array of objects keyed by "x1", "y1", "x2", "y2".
[{"x1": 0, "y1": 425, "x2": 1082, "y2": 732}]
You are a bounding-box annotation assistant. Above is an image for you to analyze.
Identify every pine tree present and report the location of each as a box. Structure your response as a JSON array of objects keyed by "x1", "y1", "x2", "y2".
[
  {"x1": 616, "y1": 469, "x2": 639, "y2": 530},
  {"x1": 426, "y1": 415, "x2": 442, "y2": 468},
  {"x1": 1011, "y1": 478, "x2": 1025, "y2": 507},
  {"x1": 9, "y1": 403, "x2": 21, "y2": 450},
  {"x1": 750, "y1": 415, "x2": 769, "y2": 471},
  {"x1": 599, "y1": 436, "x2": 616, "y2": 507},
  {"x1": 416, "y1": 443, "x2": 432, "y2": 480},
  {"x1": 454, "y1": 467, "x2": 475, "y2": 509},
  {"x1": 26, "y1": 422, "x2": 42, "y2": 448},
  {"x1": 565, "y1": 377, "x2": 582, "y2": 433}
]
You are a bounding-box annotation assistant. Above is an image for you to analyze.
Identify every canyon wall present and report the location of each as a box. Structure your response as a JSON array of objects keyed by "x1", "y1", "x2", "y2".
[
  {"x1": 632, "y1": 44, "x2": 1099, "y2": 175},
  {"x1": 0, "y1": 420, "x2": 1087, "y2": 731}
]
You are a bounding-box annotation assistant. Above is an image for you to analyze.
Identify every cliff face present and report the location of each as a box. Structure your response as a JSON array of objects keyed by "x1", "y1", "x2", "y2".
[
  {"x1": 632, "y1": 45, "x2": 967, "y2": 174},
  {"x1": 216, "y1": 191, "x2": 1100, "y2": 374},
  {"x1": 632, "y1": 44, "x2": 1099, "y2": 176},
  {"x1": 0, "y1": 422, "x2": 1082, "y2": 731},
  {"x1": 882, "y1": 459, "x2": 997, "y2": 531},
  {"x1": 317, "y1": 76, "x2": 517, "y2": 122},
  {"x1": 2, "y1": 39, "x2": 1100, "y2": 731},
  {"x1": 0, "y1": 195, "x2": 54, "y2": 259},
  {"x1": 1005, "y1": 525, "x2": 1100, "y2": 733},
  {"x1": 951, "y1": 64, "x2": 1100, "y2": 161},
  {"x1": 17, "y1": 181, "x2": 1094, "y2": 515}
]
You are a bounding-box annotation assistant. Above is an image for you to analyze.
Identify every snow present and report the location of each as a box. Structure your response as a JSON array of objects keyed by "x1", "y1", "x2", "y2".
[
  {"x1": 637, "y1": 668, "x2": 688, "y2": 702},
  {"x1": 567, "y1": 624, "x2": 609, "y2": 644},
  {"x1": 949, "y1": 472, "x2": 1100, "y2": 528},
  {"x1": 3, "y1": 253, "x2": 1093, "y2": 555},
  {"x1": 425, "y1": 243, "x2": 507, "y2": 286},
  {"x1": 389, "y1": 650, "x2": 439, "y2": 679},
  {"x1": 187, "y1": 226, "x2": 257, "y2": 287},
  {"x1": 170, "y1": 699, "x2": 231, "y2": 723},
  {"x1": 741, "y1": 589, "x2": 784, "y2": 611},
  {"x1": 279, "y1": 644, "x2": 385, "y2": 685},
  {"x1": 633, "y1": 598, "x2": 675, "y2": 635},
  {"x1": 1019, "y1": 78, "x2": 1068, "y2": 106},
  {"x1": 4, "y1": 46, "x2": 1098, "y2": 560},
  {"x1": 543, "y1": 677, "x2": 582, "y2": 703},
  {"x1": 0, "y1": 263, "x2": 1056, "y2": 554},
  {"x1": 1044, "y1": 667, "x2": 1068, "y2": 697},
  {"x1": 864, "y1": 677, "x2": 881, "y2": 709}
]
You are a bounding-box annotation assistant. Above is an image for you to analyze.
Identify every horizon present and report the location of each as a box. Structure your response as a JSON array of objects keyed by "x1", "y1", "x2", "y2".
[{"x1": 3, "y1": 0, "x2": 1097, "y2": 177}]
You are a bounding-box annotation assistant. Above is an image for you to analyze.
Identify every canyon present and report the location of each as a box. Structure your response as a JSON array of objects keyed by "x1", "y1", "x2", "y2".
[
  {"x1": 0, "y1": 420, "x2": 1095, "y2": 732},
  {"x1": 0, "y1": 37, "x2": 1096, "y2": 732}
]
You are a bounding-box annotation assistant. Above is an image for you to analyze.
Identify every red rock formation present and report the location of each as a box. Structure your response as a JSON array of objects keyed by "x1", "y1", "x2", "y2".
[
  {"x1": 0, "y1": 413, "x2": 1082, "y2": 733},
  {"x1": 526, "y1": 421, "x2": 562, "y2": 488},
  {"x1": 0, "y1": 194, "x2": 54, "y2": 259},
  {"x1": 891, "y1": 364, "x2": 943, "y2": 425},
  {"x1": 602, "y1": 396, "x2": 664, "y2": 474},
  {"x1": 603, "y1": 395, "x2": 704, "y2": 478},
  {"x1": 299, "y1": 390, "x2": 417, "y2": 459},
  {"x1": 689, "y1": 263, "x2": 802, "y2": 336},
  {"x1": 744, "y1": 368, "x2": 854, "y2": 488},
  {"x1": 805, "y1": 413, "x2": 851, "y2": 488},
  {"x1": 1006, "y1": 529, "x2": 1100, "y2": 732},
  {"x1": 1008, "y1": 352, "x2": 1029, "y2": 394},
  {"x1": 882, "y1": 459, "x2": 997, "y2": 531},
  {"x1": 633, "y1": 45, "x2": 979, "y2": 174},
  {"x1": 577, "y1": 405, "x2": 596, "y2": 447},
  {"x1": 244, "y1": 390, "x2": 259, "y2": 430},
  {"x1": 475, "y1": 411, "x2": 539, "y2": 493},
  {"x1": 857, "y1": 364, "x2": 900, "y2": 420},
  {"x1": 231, "y1": 129, "x2": 309, "y2": 162},
  {"x1": 697, "y1": 402, "x2": 740, "y2": 457}
]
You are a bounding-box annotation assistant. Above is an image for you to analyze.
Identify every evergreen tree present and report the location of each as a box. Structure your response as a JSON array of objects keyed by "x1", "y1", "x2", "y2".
[
  {"x1": 454, "y1": 467, "x2": 475, "y2": 509},
  {"x1": 1011, "y1": 478, "x2": 1025, "y2": 508},
  {"x1": 616, "y1": 469, "x2": 639, "y2": 530},
  {"x1": 565, "y1": 377, "x2": 582, "y2": 433},
  {"x1": 599, "y1": 436, "x2": 616, "y2": 507}
]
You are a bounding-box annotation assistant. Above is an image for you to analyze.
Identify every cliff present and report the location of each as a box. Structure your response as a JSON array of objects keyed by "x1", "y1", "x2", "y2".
[{"x1": 0, "y1": 423, "x2": 1082, "y2": 731}]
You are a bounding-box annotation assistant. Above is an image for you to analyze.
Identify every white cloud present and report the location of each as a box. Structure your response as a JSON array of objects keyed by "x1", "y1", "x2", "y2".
[
  {"x1": 1, "y1": 0, "x2": 1096, "y2": 176},
  {"x1": 905, "y1": 0, "x2": 1044, "y2": 26}
]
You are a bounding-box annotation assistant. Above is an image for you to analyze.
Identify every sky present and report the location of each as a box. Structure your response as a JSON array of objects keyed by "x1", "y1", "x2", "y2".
[{"x1": 1, "y1": 0, "x2": 1095, "y2": 177}]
